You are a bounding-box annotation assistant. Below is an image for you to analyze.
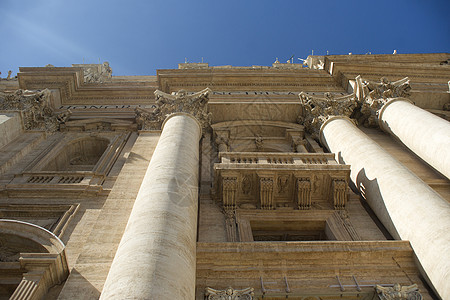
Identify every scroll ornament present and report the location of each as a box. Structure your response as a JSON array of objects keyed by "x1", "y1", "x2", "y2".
[
  {"x1": 135, "y1": 88, "x2": 212, "y2": 130},
  {"x1": 298, "y1": 92, "x2": 357, "y2": 140},
  {"x1": 0, "y1": 89, "x2": 71, "y2": 132},
  {"x1": 355, "y1": 76, "x2": 411, "y2": 127}
]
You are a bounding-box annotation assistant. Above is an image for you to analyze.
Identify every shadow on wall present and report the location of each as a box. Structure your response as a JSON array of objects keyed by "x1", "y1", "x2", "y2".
[
  {"x1": 55, "y1": 268, "x2": 101, "y2": 300},
  {"x1": 356, "y1": 167, "x2": 399, "y2": 240}
]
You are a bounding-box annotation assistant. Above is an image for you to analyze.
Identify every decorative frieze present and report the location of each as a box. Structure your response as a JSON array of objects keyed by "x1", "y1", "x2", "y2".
[
  {"x1": 259, "y1": 176, "x2": 274, "y2": 209},
  {"x1": 298, "y1": 92, "x2": 357, "y2": 140},
  {"x1": 0, "y1": 89, "x2": 71, "y2": 131},
  {"x1": 332, "y1": 178, "x2": 347, "y2": 210},
  {"x1": 135, "y1": 88, "x2": 211, "y2": 130},
  {"x1": 296, "y1": 177, "x2": 311, "y2": 210},
  {"x1": 205, "y1": 287, "x2": 254, "y2": 300},
  {"x1": 375, "y1": 283, "x2": 422, "y2": 300},
  {"x1": 354, "y1": 75, "x2": 411, "y2": 127}
]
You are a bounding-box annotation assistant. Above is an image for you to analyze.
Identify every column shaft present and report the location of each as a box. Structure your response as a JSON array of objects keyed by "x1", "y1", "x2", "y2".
[
  {"x1": 379, "y1": 98, "x2": 450, "y2": 179},
  {"x1": 100, "y1": 113, "x2": 201, "y2": 300},
  {"x1": 320, "y1": 117, "x2": 450, "y2": 299}
]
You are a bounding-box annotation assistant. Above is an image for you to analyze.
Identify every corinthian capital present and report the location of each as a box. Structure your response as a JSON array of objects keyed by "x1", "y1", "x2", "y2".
[
  {"x1": 135, "y1": 88, "x2": 212, "y2": 130},
  {"x1": 0, "y1": 89, "x2": 70, "y2": 132},
  {"x1": 355, "y1": 75, "x2": 411, "y2": 127},
  {"x1": 298, "y1": 92, "x2": 357, "y2": 140}
]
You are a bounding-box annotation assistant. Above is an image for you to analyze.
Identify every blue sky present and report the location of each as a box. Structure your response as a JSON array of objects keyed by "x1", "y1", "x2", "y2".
[{"x1": 1, "y1": 0, "x2": 449, "y2": 76}]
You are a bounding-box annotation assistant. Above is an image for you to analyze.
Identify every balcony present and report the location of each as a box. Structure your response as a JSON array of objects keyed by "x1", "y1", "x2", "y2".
[{"x1": 214, "y1": 152, "x2": 350, "y2": 210}]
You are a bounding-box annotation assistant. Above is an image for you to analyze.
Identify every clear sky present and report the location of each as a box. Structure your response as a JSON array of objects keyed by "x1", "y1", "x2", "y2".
[{"x1": 1, "y1": 0, "x2": 449, "y2": 76}]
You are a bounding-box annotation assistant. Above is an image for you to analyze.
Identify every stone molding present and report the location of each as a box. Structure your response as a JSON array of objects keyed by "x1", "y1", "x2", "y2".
[
  {"x1": 354, "y1": 75, "x2": 411, "y2": 127},
  {"x1": 205, "y1": 286, "x2": 254, "y2": 300},
  {"x1": 135, "y1": 88, "x2": 211, "y2": 130},
  {"x1": 0, "y1": 89, "x2": 71, "y2": 131},
  {"x1": 375, "y1": 283, "x2": 422, "y2": 300},
  {"x1": 1, "y1": 220, "x2": 70, "y2": 300},
  {"x1": 298, "y1": 92, "x2": 357, "y2": 140}
]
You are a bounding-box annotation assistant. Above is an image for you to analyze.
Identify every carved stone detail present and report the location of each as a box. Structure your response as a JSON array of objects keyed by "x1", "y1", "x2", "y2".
[
  {"x1": 222, "y1": 177, "x2": 237, "y2": 210},
  {"x1": 205, "y1": 286, "x2": 254, "y2": 300},
  {"x1": 215, "y1": 131, "x2": 230, "y2": 152},
  {"x1": 332, "y1": 179, "x2": 347, "y2": 210},
  {"x1": 338, "y1": 210, "x2": 361, "y2": 240},
  {"x1": 135, "y1": 88, "x2": 211, "y2": 130},
  {"x1": 75, "y1": 62, "x2": 112, "y2": 83},
  {"x1": 224, "y1": 209, "x2": 238, "y2": 242},
  {"x1": 296, "y1": 178, "x2": 311, "y2": 210},
  {"x1": 0, "y1": 89, "x2": 71, "y2": 132},
  {"x1": 277, "y1": 175, "x2": 289, "y2": 194},
  {"x1": 375, "y1": 283, "x2": 422, "y2": 300},
  {"x1": 259, "y1": 177, "x2": 274, "y2": 209},
  {"x1": 355, "y1": 76, "x2": 411, "y2": 127},
  {"x1": 299, "y1": 92, "x2": 357, "y2": 140},
  {"x1": 254, "y1": 135, "x2": 263, "y2": 151},
  {"x1": 241, "y1": 175, "x2": 252, "y2": 195},
  {"x1": 292, "y1": 137, "x2": 307, "y2": 153}
]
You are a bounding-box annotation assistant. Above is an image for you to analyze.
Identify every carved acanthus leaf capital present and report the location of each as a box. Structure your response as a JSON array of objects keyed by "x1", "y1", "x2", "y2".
[
  {"x1": 355, "y1": 75, "x2": 411, "y2": 127},
  {"x1": 375, "y1": 283, "x2": 422, "y2": 300},
  {"x1": 135, "y1": 88, "x2": 212, "y2": 130},
  {"x1": 298, "y1": 92, "x2": 357, "y2": 140},
  {"x1": 0, "y1": 89, "x2": 70, "y2": 132},
  {"x1": 205, "y1": 287, "x2": 254, "y2": 300}
]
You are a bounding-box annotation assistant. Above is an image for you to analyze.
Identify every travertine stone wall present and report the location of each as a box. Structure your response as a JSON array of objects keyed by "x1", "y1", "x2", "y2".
[
  {"x1": 58, "y1": 132, "x2": 159, "y2": 299},
  {"x1": 0, "y1": 112, "x2": 22, "y2": 149}
]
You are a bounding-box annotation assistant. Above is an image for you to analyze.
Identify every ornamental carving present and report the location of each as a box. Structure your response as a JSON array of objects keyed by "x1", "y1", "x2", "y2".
[
  {"x1": 135, "y1": 88, "x2": 211, "y2": 130},
  {"x1": 76, "y1": 62, "x2": 112, "y2": 83},
  {"x1": 298, "y1": 92, "x2": 357, "y2": 140},
  {"x1": 355, "y1": 76, "x2": 411, "y2": 127},
  {"x1": 296, "y1": 177, "x2": 311, "y2": 210},
  {"x1": 205, "y1": 286, "x2": 254, "y2": 300},
  {"x1": 0, "y1": 89, "x2": 71, "y2": 132},
  {"x1": 259, "y1": 177, "x2": 274, "y2": 209},
  {"x1": 375, "y1": 283, "x2": 422, "y2": 300},
  {"x1": 222, "y1": 177, "x2": 237, "y2": 210},
  {"x1": 332, "y1": 178, "x2": 347, "y2": 210}
]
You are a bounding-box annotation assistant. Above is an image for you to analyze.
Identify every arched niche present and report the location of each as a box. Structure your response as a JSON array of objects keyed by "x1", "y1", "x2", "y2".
[
  {"x1": 42, "y1": 136, "x2": 110, "y2": 171},
  {"x1": 0, "y1": 220, "x2": 69, "y2": 300}
]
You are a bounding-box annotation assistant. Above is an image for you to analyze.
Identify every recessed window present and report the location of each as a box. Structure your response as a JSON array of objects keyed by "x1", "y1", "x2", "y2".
[
  {"x1": 42, "y1": 136, "x2": 109, "y2": 171},
  {"x1": 250, "y1": 220, "x2": 334, "y2": 241}
]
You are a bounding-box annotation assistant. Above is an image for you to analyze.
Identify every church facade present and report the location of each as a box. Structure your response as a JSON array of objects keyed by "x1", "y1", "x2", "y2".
[{"x1": 0, "y1": 53, "x2": 449, "y2": 300}]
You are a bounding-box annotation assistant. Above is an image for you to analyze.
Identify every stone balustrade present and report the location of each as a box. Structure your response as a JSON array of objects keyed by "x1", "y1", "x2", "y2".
[{"x1": 219, "y1": 152, "x2": 337, "y2": 166}]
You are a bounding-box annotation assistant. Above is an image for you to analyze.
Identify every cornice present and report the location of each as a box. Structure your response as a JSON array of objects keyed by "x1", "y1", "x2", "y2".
[{"x1": 18, "y1": 67, "x2": 157, "y2": 106}]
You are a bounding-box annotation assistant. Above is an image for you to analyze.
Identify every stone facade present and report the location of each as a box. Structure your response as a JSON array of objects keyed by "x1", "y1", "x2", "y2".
[{"x1": 0, "y1": 53, "x2": 449, "y2": 300}]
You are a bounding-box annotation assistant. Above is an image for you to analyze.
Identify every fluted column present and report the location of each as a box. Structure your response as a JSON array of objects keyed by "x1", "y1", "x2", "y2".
[
  {"x1": 101, "y1": 89, "x2": 210, "y2": 300},
  {"x1": 319, "y1": 116, "x2": 450, "y2": 299},
  {"x1": 378, "y1": 98, "x2": 450, "y2": 179}
]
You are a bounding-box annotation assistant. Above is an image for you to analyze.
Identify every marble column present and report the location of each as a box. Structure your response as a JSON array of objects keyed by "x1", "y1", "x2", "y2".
[
  {"x1": 378, "y1": 98, "x2": 450, "y2": 179},
  {"x1": 101, "y1": 89, "x2": 210, "y2": 300},
  {"x1": 320, "y1": 116, "x2": 450, "y2": 299}
]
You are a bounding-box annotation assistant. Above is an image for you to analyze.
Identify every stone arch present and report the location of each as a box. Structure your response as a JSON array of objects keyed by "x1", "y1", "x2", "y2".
[{"x1": 0, "y1": 219, "x2": 69, "y2": 300}]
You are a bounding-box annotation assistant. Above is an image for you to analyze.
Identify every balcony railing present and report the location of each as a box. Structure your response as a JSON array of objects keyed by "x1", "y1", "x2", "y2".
[{"x1": 219, "y1": 152, "x2": 338, "y2": 165}]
